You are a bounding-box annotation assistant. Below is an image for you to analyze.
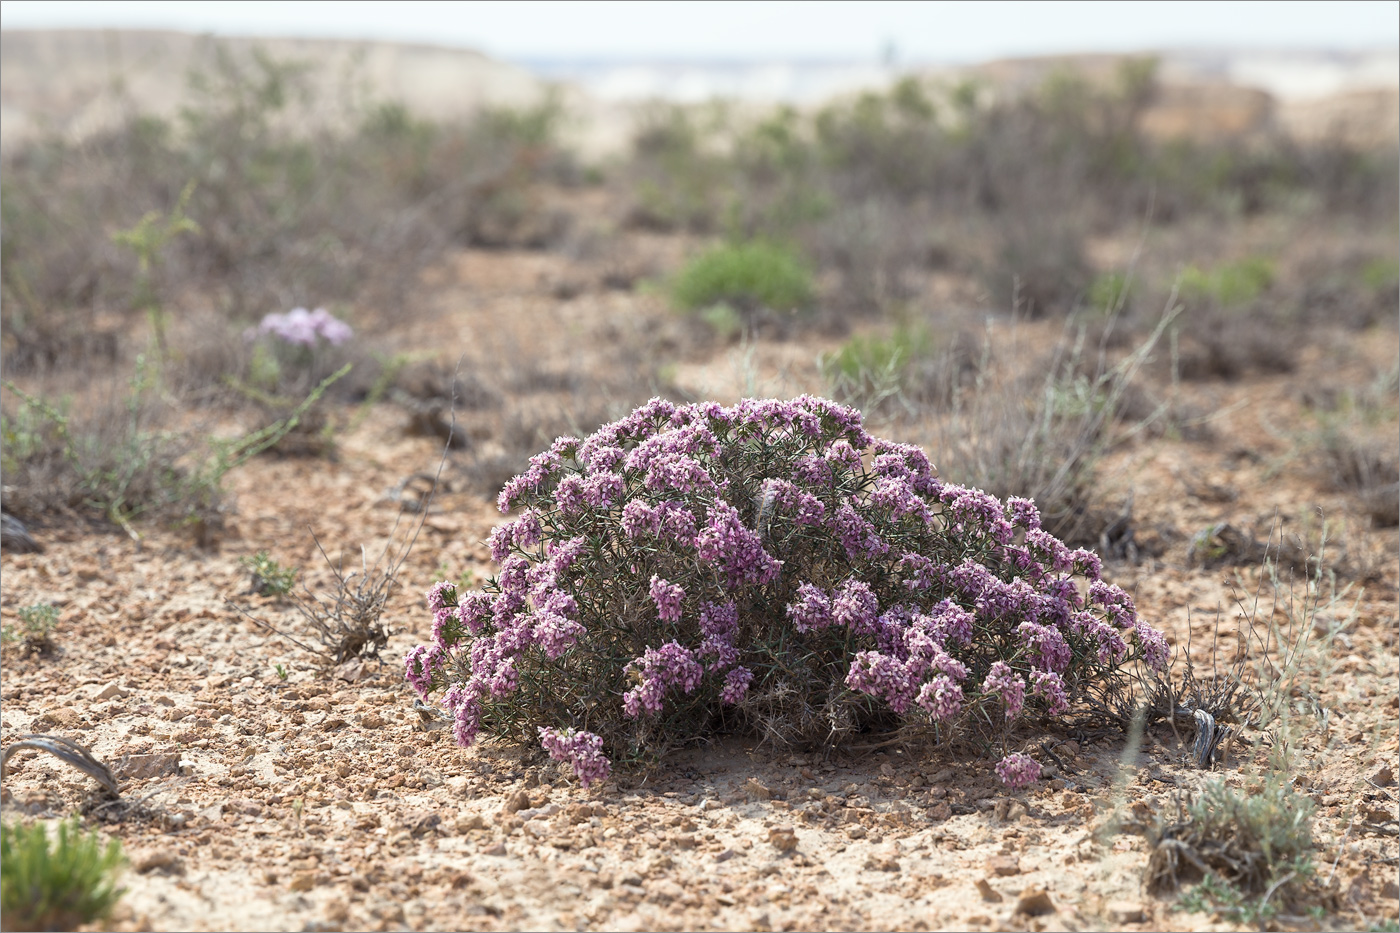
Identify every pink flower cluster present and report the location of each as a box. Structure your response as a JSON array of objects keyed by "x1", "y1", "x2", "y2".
[
  {"x1": 248, "y1": 306, "x2": 353, "y2": 347},
  {"x1": 623, "y1": 642, "x2": 704, "y2": 718},
  {"x1": 538, "y1": 727, "x2": 611, "y2": 788},
  {"x1": 405, "y1": 394, "x2": 1166, "y2": 792},
  {"x1": 995, "y1": 752, "x2": 1042, "y2": 790}
]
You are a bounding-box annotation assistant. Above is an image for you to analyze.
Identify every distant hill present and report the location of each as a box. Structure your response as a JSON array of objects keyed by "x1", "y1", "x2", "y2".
[
  {"x1": 0, "y1": 29, "x2": 555, "y2": 149},
  {"x1": 2, "y1": 30, "x2": 1395, "y2": 153}
]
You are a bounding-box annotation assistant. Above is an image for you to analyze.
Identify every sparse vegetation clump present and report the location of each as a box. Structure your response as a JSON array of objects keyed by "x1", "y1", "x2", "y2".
[
  {"x1": 1149, "y1": 777, "x2": 1318, "y2": 924},
  {"x1": 406, "y1": 395, "x2": 1168, "y2": 787},
  {"x1": 239, "y1": 551, "x2": 299, "y2": 597},
  {"x1": 671, "y1": 240, "x2": 815, "y2": 318},
  {"x1": 1, "y1": 603, "x2": 59, "y2": 656},
  {"x1": 0, "y1": 818, "x2": 126, "y2": 933}
]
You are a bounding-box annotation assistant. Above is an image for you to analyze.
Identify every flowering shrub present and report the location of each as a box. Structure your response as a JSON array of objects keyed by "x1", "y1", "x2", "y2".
[
  {"x1": 406, "y1": 396, "x2": 1167, "y2": 789},
  {"x1": 247, "y1": 307, "x2": 353, "y2": 348}
]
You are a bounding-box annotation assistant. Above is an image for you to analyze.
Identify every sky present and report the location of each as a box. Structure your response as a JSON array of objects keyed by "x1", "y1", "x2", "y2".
[{"x1": 2, "y1": 0, "x2": 1397, "y2": 62}]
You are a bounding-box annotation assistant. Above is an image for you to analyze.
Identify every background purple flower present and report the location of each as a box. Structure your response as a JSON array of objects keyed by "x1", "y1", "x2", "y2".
[{"x1": 995, "y1": 752, "x2": 1042, "y2": 789}]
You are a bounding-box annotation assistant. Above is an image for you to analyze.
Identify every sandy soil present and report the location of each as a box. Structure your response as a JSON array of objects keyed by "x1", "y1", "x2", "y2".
[{"x1": 1, "y1": 240, "x2": 1397, "y2": 932}]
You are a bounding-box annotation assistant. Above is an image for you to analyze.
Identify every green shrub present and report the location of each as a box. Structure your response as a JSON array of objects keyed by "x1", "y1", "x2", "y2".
[
  {"x1": 1180, "y1": 257, "x2": 1275, "y2": 307},
  {"x1": 1, "y1": 604, "x2": 59, "y2": 656},
  {"x1": 239, "y1": 551, "x2": 299, "y2": 597},
  {"x1": 819, "y1": 325, "x2": 934, "y2": 410},
  {"x1": 671, "y1": 241, "x2": 814, "y2": 315},
  {"x1": 0, "y1": 362, "x2": 347, "y2": 534},
  {"x1": 1362, "y1": 257, "x2": 1400, "y2": 292},
  {"x1": 0, "y1": 818, "x2": 126, "y2": 932},
  {"x1": 1150, "y1": 777, "x2": 1316, "y2": 924},
  {"x1": 1086, "y1": 270, "x2": 1133, "y2": 313}
]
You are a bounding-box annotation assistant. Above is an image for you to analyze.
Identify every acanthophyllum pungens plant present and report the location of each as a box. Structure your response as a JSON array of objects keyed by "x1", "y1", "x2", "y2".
[{"x1": 406, "y1": 396, "x2": 1167, "y2": 789}]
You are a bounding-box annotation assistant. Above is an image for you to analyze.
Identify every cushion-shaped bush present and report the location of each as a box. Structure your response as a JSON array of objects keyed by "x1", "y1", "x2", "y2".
[{"x1": 406, "y1": 396, "x2": 1166, "y2": 788}]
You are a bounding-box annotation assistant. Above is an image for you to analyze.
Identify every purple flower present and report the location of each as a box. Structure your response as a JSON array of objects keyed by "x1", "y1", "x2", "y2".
[
  {"x1": 404, "y1": 644, "x2": 445, "y2": 699},
  {"x1": 770, "y1": 480, "x2": 826, "y2": 527},
  {"x1": 1030, "y1": 670, "x2": 1069, "y2": 715},
  {"x1": 457, "y1": 592, "x2": 492, "y2": 636},
  {"x1": 824, "y1": 440, "x2": 862, "y2": 472},
  {"x1": 699, "y1": 600, "x2": 740, "y2": 669},
  {"x1": 498, "y1": 449, "x2": 563, "y2": 512},
  {"x1": 720, "y1": 666, "x2": 753, "y2": 705},
  {"x1": 832, "y1": 579, "x2": 879, "y2": 634},
  {"x1": 538, "y1": 727, "x2": 611, "y2": 788},
  {"x1": 252, "y1": 306, "x2": 353, "y2": 347},
  {"x1": 623, "y1": 642, "x2": 704, "y2": 718},
  {"x1": 1025, "y1": 529, "x2": 1074, "y2": 573},
  {"x1": 982, "y1": 661, "x2": 1026, "y2": 720},
  {"x1": 870, "y1": 476, "x2": 931, "y2": 524},
  {"x1": 582, "y1": 472, "x2": 625, "y2": 509},
  {"x1": 696, "y1": 502, "x2": 781, "y2": 587},
  {"x1": 1071, "y1": 548, "x2": 1103, "y2": 581},
  {"x1": 917, "y1": 674, "x2": 964, "y2": 721},
  {"x1": 894, "y1": 552, "x2": 938, "y2": 593},
  {"x1": 786, "y1": 583, "x2": 834, "y2": 633},
  {"x1": 846, "y1": 651, "x2": 919, "y2": 713},
  {"x1": 425, "y1": 581, "x2": 458, "y2": 613},
  {"x1": 924, "y1": 599, "x2": 974, "y2": 647},
  {"x1": 488, "y1": 510, "x2": 544, "y2": 563},
  {"x1": 1131, "y1": 624, "x2": 1171, "y2": 672},
  {"x1": 555, "y1": 475, "x2": 586, "y2": 515},
  {"x1": 1089, "y1": 580, "x2": 1136, "y2": 628},
  {"x1": 1071, "y1": 611, "x2": 1128, "y2": 666},
  {"x1": 995, "y1": 752, "x2": 1041, "y2": 789},
  {"x1": 793, "y1": 454, "x2": 833, "y2": 487},
  {"x1": 830, "y1": 502, "x2": 888, "y2": 561},
  {"x1": 1005, "y1": 497, "x2": 1041, "y2": 530},
  {"x1": 649, "y1": 575, "x2": 685, "y2": 623},
  {"x1": 1017, "y1": 621, "x2": 1072, "y2": 673},
  {"x1": 445, "y1": 681, "x2": 484, "y2": 747}
]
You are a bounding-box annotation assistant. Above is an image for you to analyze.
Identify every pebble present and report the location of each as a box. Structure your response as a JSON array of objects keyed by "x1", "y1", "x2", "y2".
[
  {"x1": 1014, "y1": 887, "x2": 1055, "y2": 916},
  {"x1": 133, "y1": 849, "x2": 183, "y2": 875},
  {"x1": 1105, "y1": 901, "x2": 1145, "y2": 923},
  {"x1": 974, "y1": 879, "x2": 1002, "y2": 902},
  {"x1": 987, "y1": 854, "x2": 1021, "y2": 876},
  {"x1": 767, "y1": 826, "x2": 798, "y2": 851},
  {"x1": 288, "y1": 870, "x2": 319, "y2": 892}
]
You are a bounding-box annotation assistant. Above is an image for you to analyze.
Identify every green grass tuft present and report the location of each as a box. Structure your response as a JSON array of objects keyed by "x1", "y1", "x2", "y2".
[
  {"x1": 1, "y1": 818, "x2": 126, "y2": 933},
  {"x1": 671, "y1": 240, "x2": 814, "y2": 314}
]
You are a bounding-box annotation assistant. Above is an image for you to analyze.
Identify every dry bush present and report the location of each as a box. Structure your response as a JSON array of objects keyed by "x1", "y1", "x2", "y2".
[
  {"x1": 841, "y1": 311, "x2": 1175, "y2": 551},
  {"x1": 1, "y1": 40, "x2": 569, "y2": 380}
]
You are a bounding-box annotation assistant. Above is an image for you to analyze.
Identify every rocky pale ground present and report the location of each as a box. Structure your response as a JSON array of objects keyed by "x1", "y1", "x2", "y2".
[{"x1": 1, "y1": 244, "x2": 1397, "y2": 932}]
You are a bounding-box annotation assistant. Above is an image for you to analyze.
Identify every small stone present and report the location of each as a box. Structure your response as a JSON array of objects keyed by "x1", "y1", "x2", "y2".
[
  {"x1": 455, "y1": 813, "x2": 487, "y2": 832},
  {"x1": 745, "y1": 778, "x2": 773, "y2": 800},
  {"x1": 974, "y1": 879, "x2": 1003, "y2": 902},
  {"x1": 1371, "y1": 765, "x2": 1395, "y2": 787},
  {"x1": 34, "y1": 707, "x2": 81, "y2": 729},
  {"x1": 987, "y1": 855, "x2": 1021, "y2": 876},
  {"x1": 288, "y1": 870, "x2": 318, "y2": 892},
  {"x1": 767, "y1": 826, "x2": 798, "y2": 852},
  {"x1": 482, "y1": 841, "x2": 508, "y2": 856},
  {"x1": 502, "y1": 790, "x2": 531, "y2": 814},
  {"x1": 675, "y1": 833, "x2": 698, "y2": 849},
  {"x1": 133, "y1": 849, "x2": 183, "y2": 874},
  {"x1": 1106, "y1": 901, "x2": 1145, "y2": 923},
  {"x1": 863, "y1": 852, "x2": 901, "y2": 872},
  {"x1": 716, "y1": 849, "x2": 735, "y2": 863},
  {"x1": 92, "y1": 684, "x2": 131, "y2": 701},
  {"x1": 1014, "y1": 887, "x2": 1055, "y2": 916}
]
